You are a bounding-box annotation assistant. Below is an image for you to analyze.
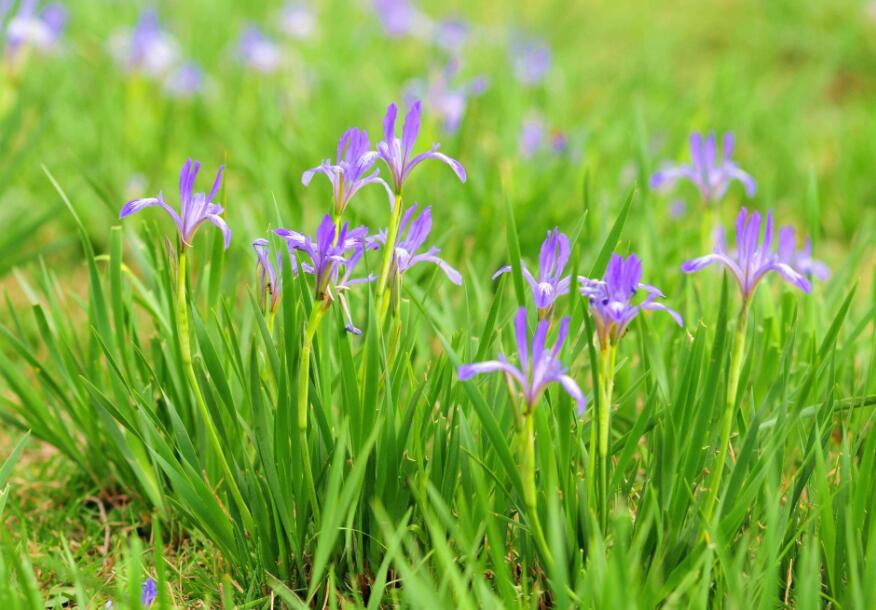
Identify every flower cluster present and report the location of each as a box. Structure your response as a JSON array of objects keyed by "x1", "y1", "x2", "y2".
[{"x1": 3, "y1": 0, "x2": 66, "y2": 59}]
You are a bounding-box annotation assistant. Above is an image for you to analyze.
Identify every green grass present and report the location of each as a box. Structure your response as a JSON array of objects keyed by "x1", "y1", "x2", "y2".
[{"x1": 1, "y1": 0, "x2": 876, "y2": 607}]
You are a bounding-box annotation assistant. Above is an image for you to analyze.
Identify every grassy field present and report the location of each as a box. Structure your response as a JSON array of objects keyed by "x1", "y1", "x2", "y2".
[{"x1": 1, "y1": 0, "x2": 875, "y2": 607}]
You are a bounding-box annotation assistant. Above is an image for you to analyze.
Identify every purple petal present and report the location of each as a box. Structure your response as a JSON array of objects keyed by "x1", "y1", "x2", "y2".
[
  {"x1": 383, "y1": 103, "x2": 398, "y2": 145},
  {"x1": 407, "y1": 148, "x2": 467, "y2": 183},
  {"x1": 559, "y1": 375, "x2": 587, "y2": 415},
  {"x1": 401, "y1": 100, "x2": 421, "y2": 160},
  {"x1": 207, "y1": 214, "x2": 232, "y2": 249},
  {"x1": 640, "y1": 301, "x2": 684, "y2": 327},
  {"x1": 492, "y1": 265, "x2": 512, "y2": 280}
]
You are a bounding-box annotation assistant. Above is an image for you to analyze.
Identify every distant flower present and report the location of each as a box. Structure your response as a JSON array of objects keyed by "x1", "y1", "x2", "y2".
[
  {"x1": 239, "y1": 25, "x2": 282, "y2": 73},
  {"x1": 4, "y1": 0, "x2": 65, "y2": 57},
  {"x1": 120, "y1": 158, "x2": 231, "y2": 249},
  {"x1": 110, "y1": 10, "x2": 180, "y2": 77},
  {"x1": 777, "y1": 226, "x2": 830, "y2": 282},
  {"x1": 519, "y1": 112, "x2": 568, "y2": 159},
  {"x1": 650, "y1": 132, "x2": 756, "y2": 204},
  {"x1": 370, "y1": 204, "x2": 462, "y2": 284},
  {"x1": 434, "y1": 17, "x2": 469, "y2": 53},
  {"x1": 682, "y1": 208, "x2": 811, "y2": 304},
  {"x1": 580, "y1": 253, "x2": 682, "y2": 348},
  {"x1": 105, "y1": 577, "x2": 157, "y2": 609},
  {"x1": 377, "y1": 100, "x2": 466, "y2": 195},
  {"x1": 164, "y1": 62, "x2": 203, "y2": 97},
  {"x1": 274, "y1": 215, "x2": 374, "y2": 333},
  {"x1": 459, "y1": 307, "x2": 586, "y2": 414},
  {"x1": 510, "y1": 36, "x2": 550, "y2": 86},
  {"x1": 372, "y1": 0, "x2": 431, "y2": 38},
  {"x1": 494, "y1": 228, "x2": 571, "y2": 315},
  {"x1": 302, "y1": 127, "x2": 387, "y2": 216},
  {"x1": 405, "y1": 60, "x2": 487, "y2": 133},
  {"x1": 669, "y1": 199, "x2": 687, "y2": 219},
  {"x1": 253, "y1": 239, "x2": 288, "y2": 314},
  {"x1": 279, "y1": 2, "x2": 316, "y2": 39}
]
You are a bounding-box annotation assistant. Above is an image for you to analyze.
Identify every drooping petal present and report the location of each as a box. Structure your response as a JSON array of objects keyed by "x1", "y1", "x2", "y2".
[
  {"x1": 207, "y1": 214, "x2": 232, "y2": 249},
  {"x1": 559, "y1": 375, "x2": 587, "y2": 414},
  {"x1": 681, "y1": 252, "x2": 743, "y2": 281},
  {"x1": 407, "y1": 147, "x2": 467, "y2": 183},
  {"x1": 458, "y1": 359, "x2": 523, "y2": 382},
  {"x1": 640, "y1": 300, "x2": 684, "y2": 327}
]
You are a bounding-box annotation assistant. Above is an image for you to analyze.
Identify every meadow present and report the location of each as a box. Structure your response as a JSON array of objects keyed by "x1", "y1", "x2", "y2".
[{"x1": 1, "y1": 0, "x2": 875, "y2": 607}]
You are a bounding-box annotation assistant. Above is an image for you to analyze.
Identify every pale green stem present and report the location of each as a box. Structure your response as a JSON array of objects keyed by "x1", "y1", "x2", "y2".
[
  {"x1": 597, "y1": 344, "x2": 617, "y2": 530},
  {"x1": 703, "y1": 305, "x2": 748, "y2": 526},
  {"x1": 518, "y1": 406, "x2": 554, "y2": 571},
  {"x1": 376, "y1": 194, "x2": 403, "y2": 321},
  {"x1": 177, "y1": 250, "x2": 254, "y2": 532},
  {"x1": 298, "y1": 301, "x2": 327, "y2": 520}
]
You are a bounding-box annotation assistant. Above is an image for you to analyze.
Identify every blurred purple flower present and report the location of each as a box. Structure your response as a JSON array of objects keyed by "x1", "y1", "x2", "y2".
[
  {"x1": 372, "y1": 0, "x2": 431, "y2": 38},
  {"x1": 579, "y1": 253, "x2": 682, "y2": 348},
  {"x1": 105, "y1": 577, "x2": 157, "y2": 609},
  {"x1": 405, "y1": 60, "x2": 487, "y2": 134},
  {"x1": 519, "y1": 112, "x2": 568, "y2": 159},
  {"x1": 510, "y1": 36, "x2": 551, "y2": 86},
  {"x1": 110, "y1": 10, "x2": 180, "y2": 77},
  {"x1": 370, "y1": 204, "x2": 462, "y2": 284},
  {"x1": 302, "y1": 127, "x2": 387, "y2": 215},
  {"x1": 494, "y1": 227, "x2": 571, "y2": 315},
  {"x1": 669, "y1": 199, "x2": 687, "y2": 219},
  {"x1": 650, "y1": 132, "x2": 756, "y2": 204},
  {"x1": 279, "y1": 2, "x2": 316, "y2": 39},
  {"x1": 682, "y1": 208, "x2": 811, "y2": 304},
  {"x1": 377, "y1": 100, "x2": 466, "y2": 195},
  {"x1": 777, "y1": 226, "x2": 830, "y2": 282},
  {"x1": 434, "y1": 17, "x2": 469, "y2": 53},
  {"x1": 239, "y1": 25, "x2": 282, "y2": 73},
  {"x1": 120, "y1": 158, "x2": 231, "y2": 249},
  {"x1": 4, "y1": 0, "x2": 65, "y2": 56},
  {"x1": 164, "y1": 62, "x2": 203, "y2": 97},
  {"x1": 274, "y1": 215, "x2": 374, "y2": 333},
  {"x1": 459, "y1": 307, "x2": 586, "y2": 414}
]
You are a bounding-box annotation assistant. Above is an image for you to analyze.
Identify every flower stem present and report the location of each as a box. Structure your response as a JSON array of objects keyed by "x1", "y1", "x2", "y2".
[
  {"x1": 518, "y1": 410, "x2": 553, "y2": 571},
  {"x1": 596, "y1": 344, "x2": 617, "y2": 531},
  {"x1": 376, "y1": 194, "x2": 403, "y2": 320},
  {"x1": 703, "y1": 305, "x2": 748, "y2": 526},
  {"x1": 298, "y1": 301, "x2": 327, "y2": 519},
  {"x1": 176, "y1": 250, "x2": 254, "y2": 532}
]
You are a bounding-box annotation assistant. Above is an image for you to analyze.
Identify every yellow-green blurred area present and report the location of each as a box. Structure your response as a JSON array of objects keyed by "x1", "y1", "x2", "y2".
[{"x1": 1, "y1": 0, "x2": 873, "y2": 282}]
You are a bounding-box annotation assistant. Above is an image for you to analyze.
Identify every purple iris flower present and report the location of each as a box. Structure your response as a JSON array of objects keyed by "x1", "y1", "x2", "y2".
[
  {"x1": 459, "y1": 307, "x2": 586, "y2": 414},
  {"x1": 519, "y1": 112, "x2": 568, "y2": 159},
  {"x1": 253, "y1": 239, "x2": 289, "y2": 314},
  {"x1": 120, "y1": 159, "x2": 231, "y2": 250},
  {"x1": 370, "y1": 204, "x2": 462, "y2": 284},
  {"x1": 239, "y1": 25, "x2": 282, "y2": 73},
  {"x1": 493, "y1": 228, "x2": 571, "y2": 315},
  {"x1": 579, "y1": 253, "x2": 682, "y2": 348},
  {"x1": 681, "y1": 208, "x2": 812, "y2": 304},
  {"x1": 377, "y1": 100, "x2": 467, "y2": 195},
  {"x1": 4, "y1": 0, "x2": 65, "y2": 56},
  {"x1": 302, "y1": 128, "x2": 387, "y2": 215},
  {"x1": 510, "y1": 36, "x2": 551, "y2": 86},
  {"x1": 777, "y1": 226, "x2": 830, "y2": 282},
  {"x1": 104, "y1": 577, "x2": 157, "y2": 609},
  {"x1": 279, "y1": 2, "x2": 316, "y2": 39},
  {"x1": 406, "y1": 60, "x2": 488, "y2": 134},
  {"x1": 434, "y1": 17, "x2": 469, "y2": 53},
  {"x1": 274, "y1": 215, "x2": 375, "y2": 333},
  {"x1": 650, "y1": 132, "x2": 756, "y2": 204},
  {"x1": 111, "y1": 10, "x2": 180, "y2": 77}
]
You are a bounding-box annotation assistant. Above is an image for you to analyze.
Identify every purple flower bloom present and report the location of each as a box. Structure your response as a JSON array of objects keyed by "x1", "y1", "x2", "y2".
[
  {"x1": 681, "y1": 208, "x2": 812, "y2": 303},
  {"x1": 777, "y1": 226, "x2": 830, "y2": 282},
  {"x1": 579, "y1": 253, "x2": 682, "y2": 348},
  {"x1": 650, "y1": 132, "x2": 756, "y2": 204},
  {"x1": 120, "y1": 159, "x2": 231, "y2": 250},
  {"x1": 239, "y1": 25, "x2": 282, "y2": 73},
  {"x1": 253, "y1": 238, "x2": 288, "y2": 314},
  {"x1": 405, "y1": 60, "x2": 487, "y2": 134},
  {"x1": 493, "y1": 228, "x2": 571, "y2": 315},
  {"x1": 377, "y1": 100, "x2": 466, "y2": 195},
  {"x1": 302, "y1": 128, "x2": 387, "y2": 215},
  {"x1": 459, "y1": 307, "x2": 586, "y2": 414},
  {"x1": 370, "y1": 204, "x2": 462, "y2": 285},
  {"x1": 510, "y1": 36, "x2": 551, "y2": 86},
  {"x1": 4, "y1": 0, "x2": 65, "y2": 56},
  {"x1": 279, "y1": 2, "x2": 316, "y2": 39},
  {"x1": 274, "y1": 215, "x2": 374, "y2": 333}
]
